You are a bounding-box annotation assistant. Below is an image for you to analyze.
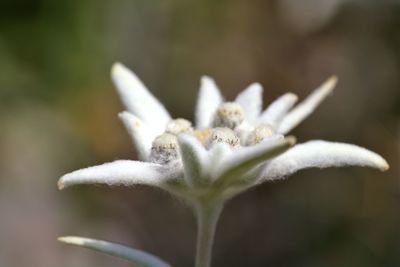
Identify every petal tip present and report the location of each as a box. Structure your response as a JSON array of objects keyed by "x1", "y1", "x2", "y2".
[
  {"x1": 57, "y1": 178, "x2": 65, "y2": 190},
  {"x1": 118, "y1": 111, "x2": 127, "y2": 118},
  {"x1": 325, "y1": 75, "x2": 338, "y2": 91},
  {"x1": 58, "y1": 236, "x2": 85, "y2": 245},
  {"x1": 177, "y1": 133, "x2": 202, "y2": 147},
  {"x1": 286, "y1": 135, "x2": 297, "y2": 146},
  {"x1": 118, "y1": 111, "x2": 133, "y2": 120},
  {"x1": 200, "y1": 75, "x2": 214, "y2": 84},
  {"x1": 57, "y1": 236, "x2": 68, "y2": 243},
  {"x1": 249, "y1": 82, "x2": 263, "y2": 90},
  {"x1": 111, "y1": 62, "x2": 125, "y2": 73},
  {"x1": 119, "y1": 112, "x2": 142, "y2": 128},
  {"x1": 111, "y1": 62, "x2": 131, "y2": 79},
  {"x1": 287, "y1": 92, "x2": 299, "y2": 101},
  {"x1": 380, "y1": 160, "x2": 389, "y2": 171}
]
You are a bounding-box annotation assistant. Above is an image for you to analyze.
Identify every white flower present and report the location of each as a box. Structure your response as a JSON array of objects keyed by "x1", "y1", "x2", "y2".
[
  {"x1": 58, "y1": 63, "x2": 389, "y2": 267},
  {"x1": 58, "y1": 63, "x2": 389, "y2": 201}
]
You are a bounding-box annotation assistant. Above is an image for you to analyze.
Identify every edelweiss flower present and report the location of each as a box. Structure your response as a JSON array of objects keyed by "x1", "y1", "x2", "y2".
[
  {"x1": 58, "y1": 63, "x2": 389, "y2": 267},
  {"x1": 58, "y1": 63, "x2": 388, "y2": 200}
]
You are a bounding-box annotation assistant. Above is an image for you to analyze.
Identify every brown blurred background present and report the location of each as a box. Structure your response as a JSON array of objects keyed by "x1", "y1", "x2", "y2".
[{"x1": 0, "y1": 0, "x2": 399, "y2": 266}]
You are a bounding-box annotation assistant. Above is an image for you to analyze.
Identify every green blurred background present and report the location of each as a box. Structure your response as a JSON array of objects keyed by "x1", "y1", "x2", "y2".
[{"x1": 0, "y1": 0, "x2": 399, "y2": 266}]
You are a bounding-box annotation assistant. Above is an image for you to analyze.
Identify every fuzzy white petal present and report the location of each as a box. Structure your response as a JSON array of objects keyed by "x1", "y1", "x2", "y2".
[
  {"x1": 58, "y1": 236, "x2": 172, "y2": 267},
  {"x1": 112, "y1": 63, "x2": 171, "y2": 135},
  {"x1": 119, "y1": 112, "x2": 154, "y2": 161},
  {"x1": 195, "y1": 76, "x2": 224, "y2": 129},
  {"x1": 235, "y1": 83, "x2": 263, "y2": 122},
  {"x1": 58, "y1": 160, "x2": 176, "y2": 190},
  {"x1": 178, "y1": 134, "x2": 210, "y2": 187},
  {"x1": 214, "y1": 135, "x2": 295, "y2": 181},
  {"x1": 261, "y1": 140, "x2": 389, "y2": 181},
  {"x1": 208, "y1": 142, "x2": 233, "y2": 177},
  {"x1": 259, "y1": 93, "x2": 298, "y2": 128},
  {"x1": 235, "y1": 120, "x2": 255, "y2": 145},
  {"x1": 278, "y1": 76, "x2": 337, "y2": 134}
]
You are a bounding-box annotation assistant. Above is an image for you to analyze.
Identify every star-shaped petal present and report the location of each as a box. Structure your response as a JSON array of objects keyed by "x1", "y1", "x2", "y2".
[
  {"x1": 260, "y1": 140, "x2": 389, "y2": 181},
  {"x1": 58, "y1": 160, "x2": 181, "y2": 191},
  {"x1": 112, "y1": 63, "x2": 171, "y2": 136}
]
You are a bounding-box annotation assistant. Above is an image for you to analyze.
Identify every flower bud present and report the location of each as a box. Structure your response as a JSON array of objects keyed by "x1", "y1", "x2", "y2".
[
  {"x1": 207, "y1": 127, "x2": 240, "y2": 148},
  {"x1": 149, "y1": 133, "x2": 180, "y2": 164},
  {"x1": 246, "y1": 124, "x2": 275, "y2": 145},
  {"x1": 212, "y1": 102, "x2": 244, "y2": 129},
  {"x1": 166, "y1": 118, "x2": 193, "y2": 135}
]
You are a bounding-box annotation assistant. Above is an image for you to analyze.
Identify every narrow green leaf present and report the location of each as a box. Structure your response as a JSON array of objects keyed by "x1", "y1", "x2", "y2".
[{"x1": 58, "y1": 236, "x2": 172, "y2": 267}]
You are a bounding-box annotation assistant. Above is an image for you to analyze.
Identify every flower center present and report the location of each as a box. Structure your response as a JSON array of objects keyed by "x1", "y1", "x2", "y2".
[{"x1": 149, "y1": 103, "x2": 278, "y2": 164}]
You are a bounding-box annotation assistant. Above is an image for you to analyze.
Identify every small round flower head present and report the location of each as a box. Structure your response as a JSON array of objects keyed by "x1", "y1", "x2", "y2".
[
  {"x1": 207, "y1": 127, "x2": 240, "y2": 148},
  {"x1": 149, "y1": 133, "x2": 180, "y2": 164},
  {"x1": 246, "y1": 124, "x2": 275, "y2": 145},
  {"x1": 212, "y1": 102, "x2": 244, "y2": 129},
  {"x1": 166, "y1": 118, "x2": 193, "y2": 135}
]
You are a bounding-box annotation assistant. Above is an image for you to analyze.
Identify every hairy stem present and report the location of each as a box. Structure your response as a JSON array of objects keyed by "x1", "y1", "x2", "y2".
[{"x1": 194, "y1": 199, "x2": 224, "y2": 267}]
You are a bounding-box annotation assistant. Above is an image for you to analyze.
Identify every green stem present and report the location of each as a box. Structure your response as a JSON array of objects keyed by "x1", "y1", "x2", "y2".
[{"x1": 194, "y1": 199, "x2": 224, "y2": 267}]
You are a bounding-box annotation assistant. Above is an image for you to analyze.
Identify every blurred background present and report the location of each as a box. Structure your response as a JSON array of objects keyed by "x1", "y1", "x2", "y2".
[{"x1": 0, "y1": 0, "x2": 399, "y2": 266}]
